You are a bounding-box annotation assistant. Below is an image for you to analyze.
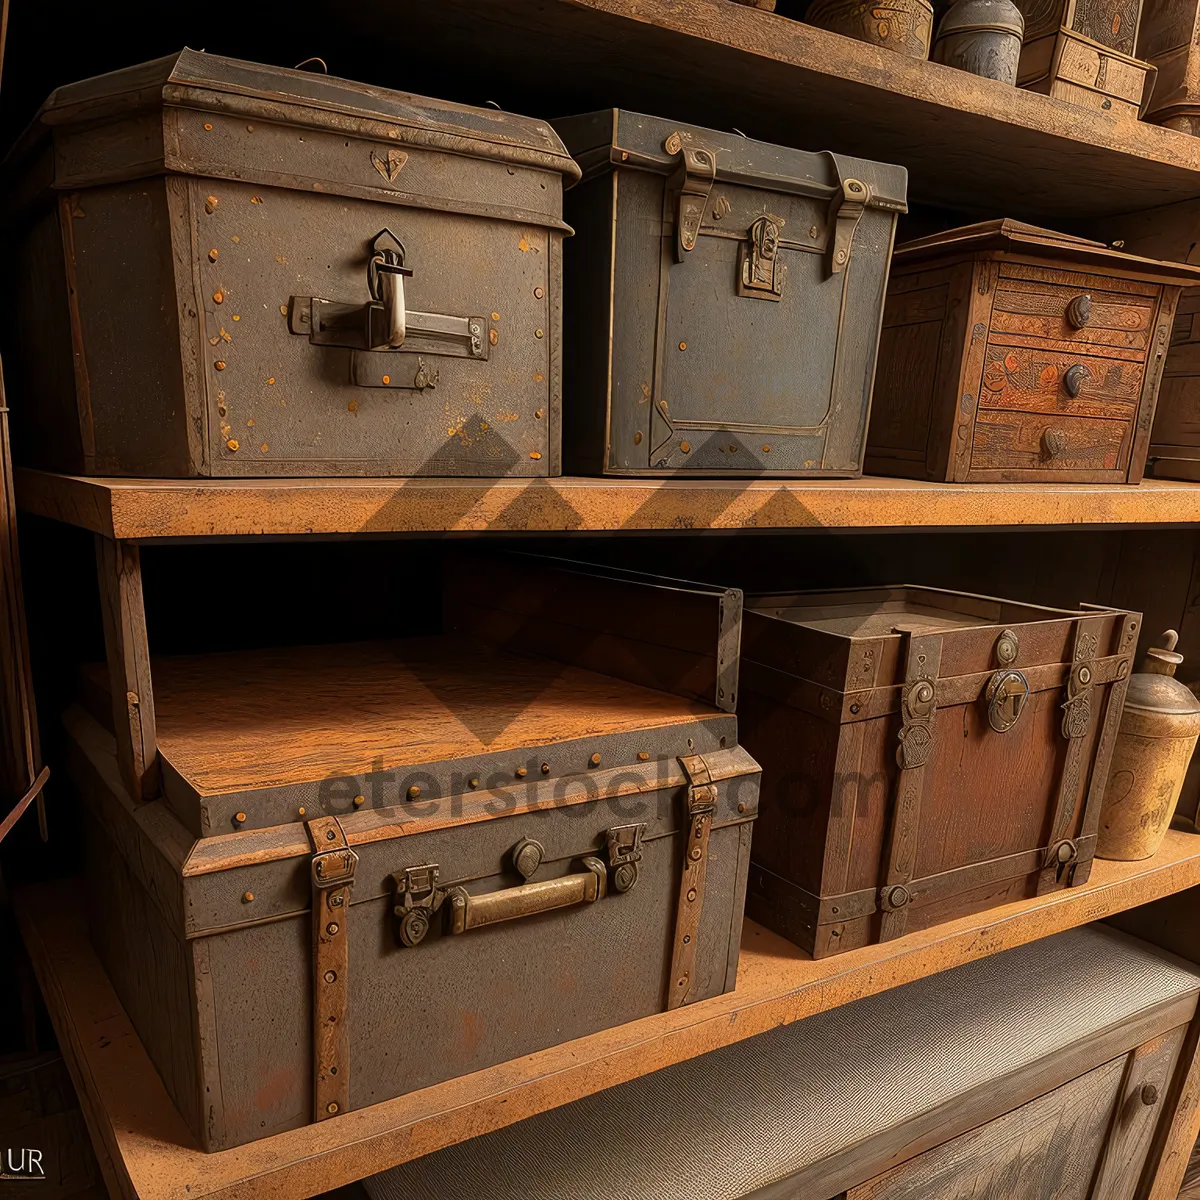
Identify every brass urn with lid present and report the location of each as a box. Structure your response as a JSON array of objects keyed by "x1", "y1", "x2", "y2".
[{"x1": 1098, "y1": 631, "x2": 1200, "y2": 861}]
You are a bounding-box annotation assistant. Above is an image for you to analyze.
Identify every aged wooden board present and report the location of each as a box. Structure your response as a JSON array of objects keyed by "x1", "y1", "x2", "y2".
[
  {"x1": 345, "y1": 0, "x2": 1200, "y2": 219},
  {"x1": 15, "y1": 468, "x2": 1200, "y2": 539},
  {"x1": 16, "y1": 832, "x2": 1200, "y2": 1200}
]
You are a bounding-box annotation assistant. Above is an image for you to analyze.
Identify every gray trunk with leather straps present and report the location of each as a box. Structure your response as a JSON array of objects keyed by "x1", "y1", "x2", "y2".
[
  {"x1": 552, "y1": 109, "x2": 908, "y2": 477},
  {"x1": 64, "y1": 698, "x2": 759, "y2": 1152}
]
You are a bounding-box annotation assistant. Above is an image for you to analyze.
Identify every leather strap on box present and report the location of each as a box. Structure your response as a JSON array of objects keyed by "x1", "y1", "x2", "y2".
[
  {"x1": 879, "y1": 628, "x2": 943, "y2": 942},
  {"x1": 1036, "y1": 616, "x2": 1106, "y2": 895},
  {"x1": 668, "y1": 754, "x2": 718, "y2": 1010},
  {"x1": 307, "y1": 815, "x2": 358, "y2": 1121}
]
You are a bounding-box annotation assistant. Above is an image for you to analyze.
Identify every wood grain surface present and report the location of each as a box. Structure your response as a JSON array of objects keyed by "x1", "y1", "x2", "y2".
[
  {"x1": 346, "y1": 0, "x2": 1200, "y2": 219},
  {"x1": 16, "y1": 831, "x2": 1200, "y2": 1200},
  {"x1": 16, "y1": 469, "x2": 1200, "y2": 539},
  {"x1": 133, "y1": 639, "x2": 717, "y2": 794}
]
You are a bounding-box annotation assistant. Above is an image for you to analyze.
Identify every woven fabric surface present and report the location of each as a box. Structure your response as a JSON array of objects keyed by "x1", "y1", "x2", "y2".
[{"x1": 364, "y1": 926, "x2": 1200, "y2": 1200}]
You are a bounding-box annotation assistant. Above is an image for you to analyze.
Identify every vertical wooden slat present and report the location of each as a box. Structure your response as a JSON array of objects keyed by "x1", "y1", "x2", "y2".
[
  {"x1": 94, "y1": 536, "x2": 158, "y2": 802},
  {"x1": 1142, "y1": 1016, "x2": 1200, "y2": 1200}
]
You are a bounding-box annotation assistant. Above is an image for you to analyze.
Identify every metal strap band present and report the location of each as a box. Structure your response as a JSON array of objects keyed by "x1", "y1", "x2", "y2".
[
  {"x1": 666, "y1": 138, "x2": 717, "y2": 260},
  {"x1": 828, "y1": 177, "x2": 870, "y2": 275},
  {"x1": 307, "y1": 815, "x2": 357, "y2": 1121},
  {"x1": 1072, "y1": 612, "x2": 1140, "y2": 882},
  {"x1": 668, "y1": 754, "x2": 718, "y2": 1010},
  {"x1": 1036, "y1": 615, "x2": 1108, "y2": 895},
  {"x1": 879, "y1": 628, "x2": 943, "y2": 942}
]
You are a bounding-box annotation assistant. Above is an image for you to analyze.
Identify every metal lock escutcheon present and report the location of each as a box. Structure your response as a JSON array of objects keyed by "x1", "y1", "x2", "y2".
[{"x1": 987, "y1": 668, "x2": 1031, "y2": 732}]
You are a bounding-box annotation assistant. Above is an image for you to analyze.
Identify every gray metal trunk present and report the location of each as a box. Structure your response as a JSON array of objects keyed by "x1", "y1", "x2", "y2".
[
  {"x1": 65, "y1": 634, "x2": 759, "y2": 1151},
  {"x1": 552, "y1": 109, "x2": 908, "y2": 477},
  {"x1": 3, "y1": 50, "x2": 578, "y2": 477}
]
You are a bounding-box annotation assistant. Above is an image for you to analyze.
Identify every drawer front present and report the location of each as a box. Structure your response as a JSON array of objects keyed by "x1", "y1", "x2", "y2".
[
  {"x1": 1055, "y1": 34, "x2": 1150, "y2": 104},
  {"x1": 989, "y1": 280, "x2": 1155, "y2": 354},
  {"x1": 971, "y1": 408, "x2": 1132, "y2": 475},
  {"x1": 979, "y1": 344, "x2": 1146, "y2": 418}
]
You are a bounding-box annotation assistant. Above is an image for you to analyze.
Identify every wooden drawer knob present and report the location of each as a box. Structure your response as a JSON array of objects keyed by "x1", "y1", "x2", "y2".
[
  {"x1": 1042, "y1": 427, "x2": 1069, "y2": 459},
  {"x1": 1066, "y1": 294, "x2": 1092, "y2": 329},
  {"x1": 1063, "y1": 364, "x2": 1088, "y2": 398}
]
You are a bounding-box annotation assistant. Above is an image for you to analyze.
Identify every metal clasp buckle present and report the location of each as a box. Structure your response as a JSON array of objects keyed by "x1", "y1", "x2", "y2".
[{"x1": 312, "y1": 846, "x2": 359, "y2": 890}]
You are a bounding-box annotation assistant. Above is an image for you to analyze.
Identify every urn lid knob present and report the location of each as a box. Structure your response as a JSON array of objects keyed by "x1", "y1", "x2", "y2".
[{"x1": 1143, "y1": 629, "x2": 1184, "y2": 676}]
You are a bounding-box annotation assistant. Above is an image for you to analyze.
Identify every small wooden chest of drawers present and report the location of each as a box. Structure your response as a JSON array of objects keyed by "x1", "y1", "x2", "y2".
[{"x1": 866, "y1": 220, "x2": 1200, "y2": 484}]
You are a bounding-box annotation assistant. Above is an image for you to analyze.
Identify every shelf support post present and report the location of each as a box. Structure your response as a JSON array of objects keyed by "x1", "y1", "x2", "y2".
[{"x1": 94, "y1": 535, "x2": 157, "y2": 802}]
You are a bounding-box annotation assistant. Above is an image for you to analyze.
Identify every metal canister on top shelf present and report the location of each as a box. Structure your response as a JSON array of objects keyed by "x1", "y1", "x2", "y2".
[
  {"x1": 933, "y1": 0, "x2": 1025, "y2": 82},
  {"x1": 1097, "y1": 631, "x2": 1200, "y2": 860},
  {"x1": 806, "y1": 0, "x2": 935, "y2": 57}
]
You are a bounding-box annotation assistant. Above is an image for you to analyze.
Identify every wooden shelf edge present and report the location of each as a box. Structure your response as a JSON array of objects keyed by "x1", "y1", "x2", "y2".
[
  {"x1": 390, "y1": 0, "x2": 1200, "y2": 218},
  {"x1": 16, "y1": 831, "x2": 1200, "y2": 1200},
  {"x1": 14, "y1": 468, "x2": 1200, "y2": 539}
]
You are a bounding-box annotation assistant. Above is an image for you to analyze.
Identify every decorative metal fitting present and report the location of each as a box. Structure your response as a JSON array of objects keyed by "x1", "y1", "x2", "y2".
[
  {"x1": 1048, "y1": 838, "x2": 1078, "y2": 869},
  {"x1": 607, "y1": 823, "x2": 647, "y2": 894},
  {"x1": 986, "y1": 668, "x2": 1030, "y2": 733},
  {"x1": 512, "y1": 837, "x2": 545, "y2": 881},
  {"x1": 995, "y1": 628, "x2": 1019, "y2": 665},
  {"x1": 391, "y1": 863, "x2": 446, "y2": 948},
  {"x1": 879, "y1": 883, "x2": 912, "y2": 912}
]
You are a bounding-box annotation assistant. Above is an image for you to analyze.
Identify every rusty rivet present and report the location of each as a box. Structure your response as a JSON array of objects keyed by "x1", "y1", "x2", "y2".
[
  {"x1": 213, "y1": 289, "x2": 224, "y2": 304},
  {"x1": 590, "y1": 753, "x2": 601, "y2": 766},
  {"x1": 679, "y1": 341, "x2": 687, "y2": 351},
  {"x1": 809, "y1": 225, "x2": 818, "y2": 238},
  {"x1": 535, "y1": 328, "x2": 544, "y2": 339},
  {"x1": 489, "y1": 328, "x2": 499, "y2": 346},
  {"x1": 529, "y1": 450, "x2": 542, "y2": 460},
  {"x1": 215, "y1": 360, "x2": 227, "y2": 371},
  {"x1": 515, "y1": 767, "x2": 527, "y2": 778},
  {"x1": 690, "y1": 847, "x2": 703, "y2": 861},
  {"x1": 850, "y1": 702, "x2": 861, "y2": 714},
  {"x1": 633, "y1": 431, "x2": 643, "y2": 445},
  {"x1": 327, "y1": 922, "x2": 339, "y2": 935},
  {"x1": 326, "y1": 829, "x2": 336, "y2": 841},
  {"x1": 737, "y1": 802, "x2": 746, "y2": 814},
  {"x1": 534, "y1": 286, "x2": 544, "y2": 299},
  {"x1": 324, "y1": 970, "x2": 336, "y2": 984},
  {"x1": 353, "y1": 794, "x2": 366, "y2": 807},
  {"x1": 407, "y1": 785, "x2": 420, "y2": 800},
  {"x1": 242, "y1": 891, "x2": 254, "y2": 903},
  {"x1": 535, "y1": 408, "x2": 544, "y2": 419},
  {"x1": 298, "y1": 806, "x2": 306, "y2": 816},
  {"x1": 469, "y1": 777, "x2": 480, "y2": 788},
  {"x1": 246, "y1": 124, "x2": 255, "y2": 132},
  {"x1": 208, "y1": 248, "x2": 219, "y2": 262},
  {"x1": 762, "y1": 445, "x2": 771, "y2": 453},
  {"x1": 680, "y1": 441, "x2": 691, "y2": 454},
  {"x1": 203, "y1": 122, "x2": 213, "y2": 130},
  {"x1": 682, "y1": 934, "x2": 691, "y2": 944},
  {"x1": 1141, "y1": 1083, "x2": 1160, "y2": 1105},
  {"x1": 326, "y1": 1102, "x2": 339, "y2": 1115},
  {"x1": 637, "y1": 751, "x2": 650, "y2": 761},
  {"x1": 234, "y1": 811, "x2": 247, "y2": 825},
  {"x1": 687, "y1": 888, "x2": 697, "y2": 901},
  {"x1": 226, "y1": 438, "x2": 239, "y2": 451},
  {"x1": 541, "y1": 762, "x2": 551, "y2": 774},
  {"x1": 205, "y1": 195, "x2": 219, "y2": 214}
]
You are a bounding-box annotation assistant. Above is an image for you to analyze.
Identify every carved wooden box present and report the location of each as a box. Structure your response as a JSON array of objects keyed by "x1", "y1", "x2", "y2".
[
  {"x1": 363, "y1": 926, "x2": 1200, "y2": 1199},
  {"x1": 551, "y1": 110, "x2": 907, "y2": 477},
  {"x1": 1138, "y1": 0, "x2": 1200, "y2": 129},
  {"x1": 1020, "y1": 26, "x2": 1156, "y2": 115},
  {"x1": 1013, "y1": 0, "x2": 1156, "y2": 115},
  {"x1": 66, "y1": 562, "x2": 758, "y2": 1150},
  {"x1": 866, "y1": 220, "x2": 1200, "y2": 484},
  {"x1": 2, "y1": 50, "x2": 578, "y2": 477},
  {"x1": 737, "y1": 585, "x2": 1138, "y2": 958}
]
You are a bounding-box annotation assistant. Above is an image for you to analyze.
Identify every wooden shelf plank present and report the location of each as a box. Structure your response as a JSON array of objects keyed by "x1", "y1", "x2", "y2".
[
  {"x1": 13, "y1": 468, "x2": 1200, "y2": 539},
  {"x1": 17, "y1": 831, "x2": 1200, "y2": 1200},
  {"x1": 364, "y1": 0, "x2": 1200, "y2": 219}
]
